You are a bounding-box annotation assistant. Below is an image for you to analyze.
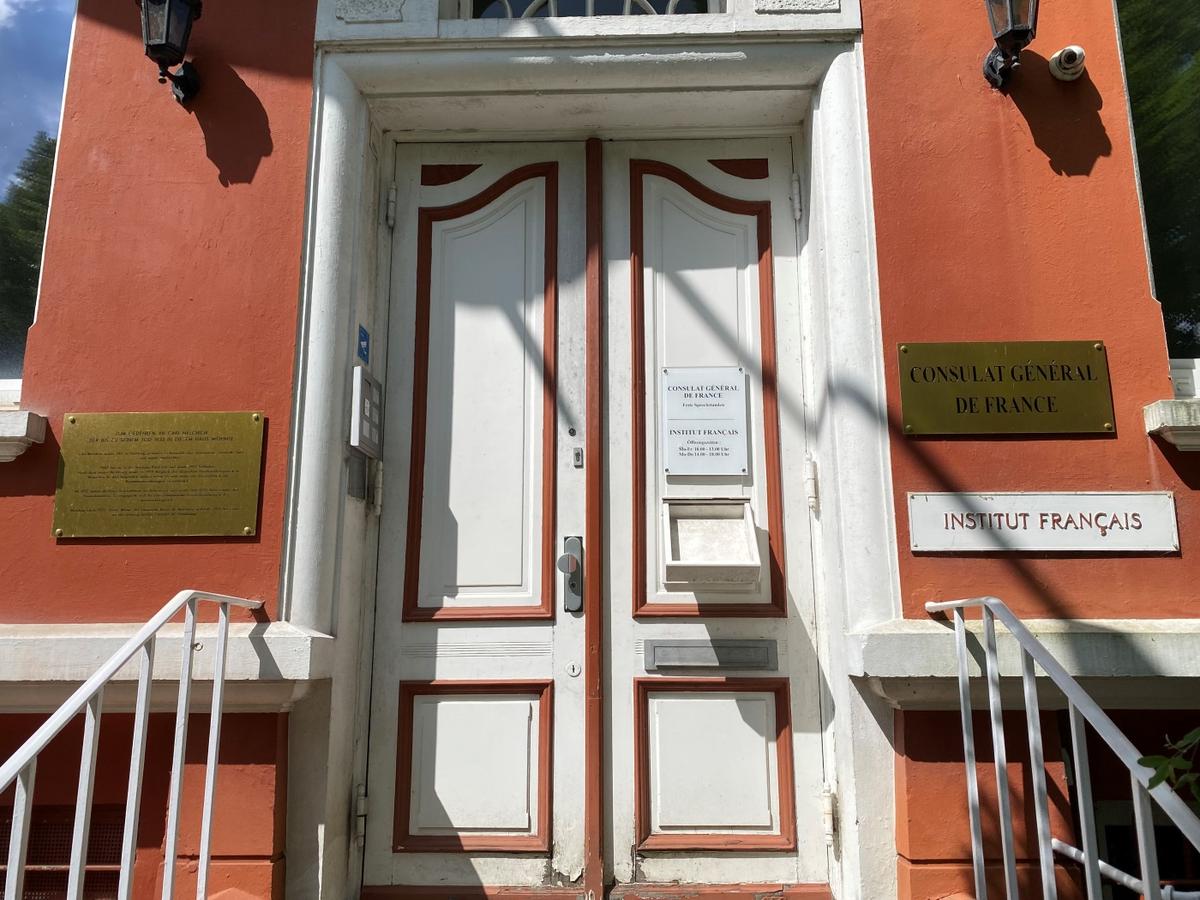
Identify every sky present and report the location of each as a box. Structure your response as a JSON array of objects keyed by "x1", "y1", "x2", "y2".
[{"x1": 0, "y1": 0, "x2": 75, "y2": 190}]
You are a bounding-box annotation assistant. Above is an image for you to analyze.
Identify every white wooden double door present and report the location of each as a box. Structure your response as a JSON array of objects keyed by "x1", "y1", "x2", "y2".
[{"x1": 365, "y1": 139, "x2": 827, "y2": 894}]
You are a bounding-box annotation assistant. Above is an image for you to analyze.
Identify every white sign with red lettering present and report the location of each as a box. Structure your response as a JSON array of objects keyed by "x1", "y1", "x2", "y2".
[{"x1": 908, "y1": 492, "x2": 1179, "y2": 552}]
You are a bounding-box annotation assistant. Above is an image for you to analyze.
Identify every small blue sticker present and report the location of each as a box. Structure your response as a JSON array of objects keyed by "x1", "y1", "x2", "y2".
[{"x1": 358, "y1": 325, "x2": 370, "y2": 364}]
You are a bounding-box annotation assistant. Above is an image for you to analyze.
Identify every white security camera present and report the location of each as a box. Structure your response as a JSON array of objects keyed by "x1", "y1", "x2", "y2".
[{"x1": 1049, "y1": 45, "x2": 1087, "y2": 81}]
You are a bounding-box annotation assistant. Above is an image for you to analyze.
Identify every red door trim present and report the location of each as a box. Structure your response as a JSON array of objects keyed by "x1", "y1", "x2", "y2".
[
  {"x1": 582, "y1": 136, "x2": 606, "y2": 900},
  {"x1": 629, "y1": 159, "x2": 788, "y2": 618},
  {"x1": 708, "y1": 158, "x2": 770, "y2": 180},
  {"x1": 421, "y1": 163, "x2": 483, "y2": 186},
  {"x1": 632, "y1": 677, "x2": 797, "y2": 852},
  {"x1": 393, "y1": 679, "x2": 554, "y2": 852},
  {"x1": 402, "y1": 163, "x2": 559, "y2": 622}
]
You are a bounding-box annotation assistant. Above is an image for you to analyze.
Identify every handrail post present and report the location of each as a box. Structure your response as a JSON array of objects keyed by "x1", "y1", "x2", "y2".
[
  {"x1": 952, "y1": 607, "x2": 989, "y2": 900},
  {"x1": 196, "y1": 602, "x2": 232, "y2": 899},
  {"x1": 1132, "y1": 774, "x2": 1163, "y2": 900},
  {"x1": 1068, "y1": 703, "x2": 1103, "y2": 900},
  {"x1": 118, "y1": 639, "x2": 156, "y2": 900},
  {"x1": 162, "y1": 596, "x2": 199, "y2": 900},
  {"x1": 4, "y1": 760, "x2": 36, "y2": 900},
  {"x1": 66, "y1": 689, "x2": 104, "y2": 900},
  {"x1": 983, "y1": 606, "x2": 1020, "y2": 900},
  {"x1": 1021, "y1": 650, "x2": 1058, "y2": 900}
]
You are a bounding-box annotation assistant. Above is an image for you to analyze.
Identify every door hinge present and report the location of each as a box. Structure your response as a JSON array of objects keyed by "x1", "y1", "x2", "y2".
[
  {"x1": 386, "y1": 183, "x2": 397, "y2": 229},
  {"x1": 354, "y1": 783, "x2": 368, "y2": 843},
  {"x1": 790, "y1": 172, "x2": 803, "y2": 222},
  {"x1": 804, "y1": 455, "x2": 820, "y2": 516},
  {"x1": 372, "y1": 461, "x2": 384, "y2": 517},
  {"x1": 821, "y1": 783, "x2": 837, "y2": 846}
]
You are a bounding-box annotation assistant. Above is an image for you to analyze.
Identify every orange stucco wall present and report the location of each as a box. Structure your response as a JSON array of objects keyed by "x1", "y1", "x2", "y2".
[
  {"x1": 0, "y1": 712, "x2": 287, "y2": 898},
  {"x1": 862, "y1": 0, "x2": 1200, "y2": 619},
  {"x1": 895, "y1": 710, "x2": 1083, "y2": 900},
  {"x1": 0, "y1": 0, "x2": 316, "y2": 624}
]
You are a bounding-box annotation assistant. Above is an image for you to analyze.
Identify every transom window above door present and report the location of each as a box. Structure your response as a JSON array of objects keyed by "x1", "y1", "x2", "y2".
[{"x1": 463, "y1": 0, "x2": 717, "y2": 18}]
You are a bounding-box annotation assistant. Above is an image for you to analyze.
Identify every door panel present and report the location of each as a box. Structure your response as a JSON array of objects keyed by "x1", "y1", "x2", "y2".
[
  {"x1": 395, "y1": 681, "x2": 553, "y2": 851},
  {"x1": 366, "y1": 143, "x2": 588, "y2": 889},
  {"x1": 604, "y1": 139, "x2": 826, "y2": 886},
  {"x1": 637, "y1": 679, "x2": 795, "y2": 848},
  {"x1": 629, "y1": 157, "x2": 787, "y2": 617},
  {"x1": 404, "y1": 163, "x2": 561, "y2": 620}
]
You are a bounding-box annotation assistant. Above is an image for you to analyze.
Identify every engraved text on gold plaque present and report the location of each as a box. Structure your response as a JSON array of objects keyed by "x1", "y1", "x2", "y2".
[
  {"x1": 899, "y1": 341, "x2": 1116, "y2": 435},
  {"x1": 52, "y1": 412, "x2": 265, "y2": 538}
]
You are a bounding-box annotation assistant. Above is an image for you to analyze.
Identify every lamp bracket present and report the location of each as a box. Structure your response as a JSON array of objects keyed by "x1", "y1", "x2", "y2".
[
  {"x1": 983, "y1": 46, "x2": 1018, "y2": 90},
  {"x1": 160, "y1": 61, "x2": 200, "y2": 105}
]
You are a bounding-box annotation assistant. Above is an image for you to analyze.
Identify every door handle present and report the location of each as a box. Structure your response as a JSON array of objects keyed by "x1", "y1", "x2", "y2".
[{"x1": 557, "y1": 536, "x2": 583, "y2": 613}]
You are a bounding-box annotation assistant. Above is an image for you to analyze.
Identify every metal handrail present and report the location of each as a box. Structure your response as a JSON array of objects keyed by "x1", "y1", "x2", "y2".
[
  {"x1": 1, "y1": 589, "x2": 261, "y2": 900},
  {"x1": 927, "y1": 596, "x2": 1200, "y2": 900}
]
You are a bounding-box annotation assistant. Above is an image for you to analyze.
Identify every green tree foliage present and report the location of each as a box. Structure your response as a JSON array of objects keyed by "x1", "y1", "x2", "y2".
[
  {"x1": 1116, "y1": 0, "x2": 1200, "y2": 357},
  {"x1": 1139, "y1": 726, "x2": 1200, "y2": 805},
  {"x1": 0, "y1": 132, "x2": 56, "y2": 378}
]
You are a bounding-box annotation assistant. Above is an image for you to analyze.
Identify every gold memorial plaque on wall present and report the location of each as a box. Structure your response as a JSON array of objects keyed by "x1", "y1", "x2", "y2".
[
  {"x1": 899, "y1": 341, "x2": 1116, "y2": 435},
  {"x1": 53, "y1": 412, "x2": 265, "y2": 538}
]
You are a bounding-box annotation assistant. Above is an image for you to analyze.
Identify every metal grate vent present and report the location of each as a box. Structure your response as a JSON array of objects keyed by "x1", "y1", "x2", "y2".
[{"x1": 0, "y1": 806, "x2": 123, "y2": 900}]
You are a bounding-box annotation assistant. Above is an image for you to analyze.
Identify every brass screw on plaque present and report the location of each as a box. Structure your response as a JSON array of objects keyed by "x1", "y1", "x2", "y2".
[
  {"x1": 68, "y1": 416, "x2": 76, "y2": 424},
  {"x1": 54, "y1": 528, "x2": 64, "y2": 537},
  {"x1": 1104, "y1": 422, "x2": 1114, "y2": 431},
  {"x1": 900, "y1": 345, "x2": 908, "y2": 353},
  {"x1": 905, "y1": 424, "x2": 913, "y2": 433},
  {"x1": 252, "y1": 413, "x2": 261, "y2": 423},
  {"x1": 243, "y1": 526, "x2": 253, "y2": 535},
  {"x1": 1094, "y1": 343, "x2": 1104, "y2": 351}
]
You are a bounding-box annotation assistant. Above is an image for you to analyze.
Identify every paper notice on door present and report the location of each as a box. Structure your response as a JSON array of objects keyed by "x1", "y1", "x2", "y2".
[{"x1": 661, "y1": 366, "x2": 749, "y2": 476}]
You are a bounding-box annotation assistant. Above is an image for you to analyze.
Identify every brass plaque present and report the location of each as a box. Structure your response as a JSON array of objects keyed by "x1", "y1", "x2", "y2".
[
  {"x1": 53, "y1": 412, "x2": 265, "y2": 538},
  {"x1": 899, "y1": 341, "x2": 1115, "y2": 435}
]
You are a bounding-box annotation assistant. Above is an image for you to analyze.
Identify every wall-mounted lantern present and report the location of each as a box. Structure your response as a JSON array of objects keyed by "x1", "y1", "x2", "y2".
[
  {"x1": 982, "y1": 0, "x2": 1039, "y2": 89},
  {"x1": 140, "y1": 0, "x2": 202, "y2": 104}
]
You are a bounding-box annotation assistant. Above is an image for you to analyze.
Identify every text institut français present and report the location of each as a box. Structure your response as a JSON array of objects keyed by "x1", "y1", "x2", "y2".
[{"x1": 944, "y1": 510, "x2": 1143, "y2": 538}]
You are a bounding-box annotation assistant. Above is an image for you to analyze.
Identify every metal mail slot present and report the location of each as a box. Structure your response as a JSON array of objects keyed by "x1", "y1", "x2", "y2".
[{"x1": 644, "y1": 640, "x2": 778, "y2": 672}]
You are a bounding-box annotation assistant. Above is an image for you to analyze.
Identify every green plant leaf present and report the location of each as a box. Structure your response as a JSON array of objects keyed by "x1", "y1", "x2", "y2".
[{"x1": 1175, "y1": 727, "x2": 1200, "y2": 749}]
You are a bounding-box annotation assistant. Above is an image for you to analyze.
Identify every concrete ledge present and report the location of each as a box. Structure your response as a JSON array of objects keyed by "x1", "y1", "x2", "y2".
[
  {"x1": 1170, "y1": 358, "x2": 1199, "y2": 399},
  {"x1": 1145, "y1": 398, "x2": 1200, "y2": 450},
  {"x1": 0, "y1": 621, "x2": 335, "y2": 711},
  {"x1": 0, "y1": 410, "x2": 47, "y2": 462},
  {"x1": 849, "y1": 617, "x2": 1200, "y2": 709}
]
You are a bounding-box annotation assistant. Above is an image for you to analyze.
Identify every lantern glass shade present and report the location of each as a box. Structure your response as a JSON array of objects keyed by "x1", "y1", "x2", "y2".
[
  {"x1": 141, "y1": 0, "x2": 200, "y2": 70},
  {"x1": 985, "y1": 0, "x2": 1039, "y2": 54}
]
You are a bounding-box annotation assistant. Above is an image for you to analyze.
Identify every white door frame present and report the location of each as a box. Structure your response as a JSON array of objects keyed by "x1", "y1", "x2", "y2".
[{"x1": 282, "y1": 36, "x2": 902, "y2": 900}]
